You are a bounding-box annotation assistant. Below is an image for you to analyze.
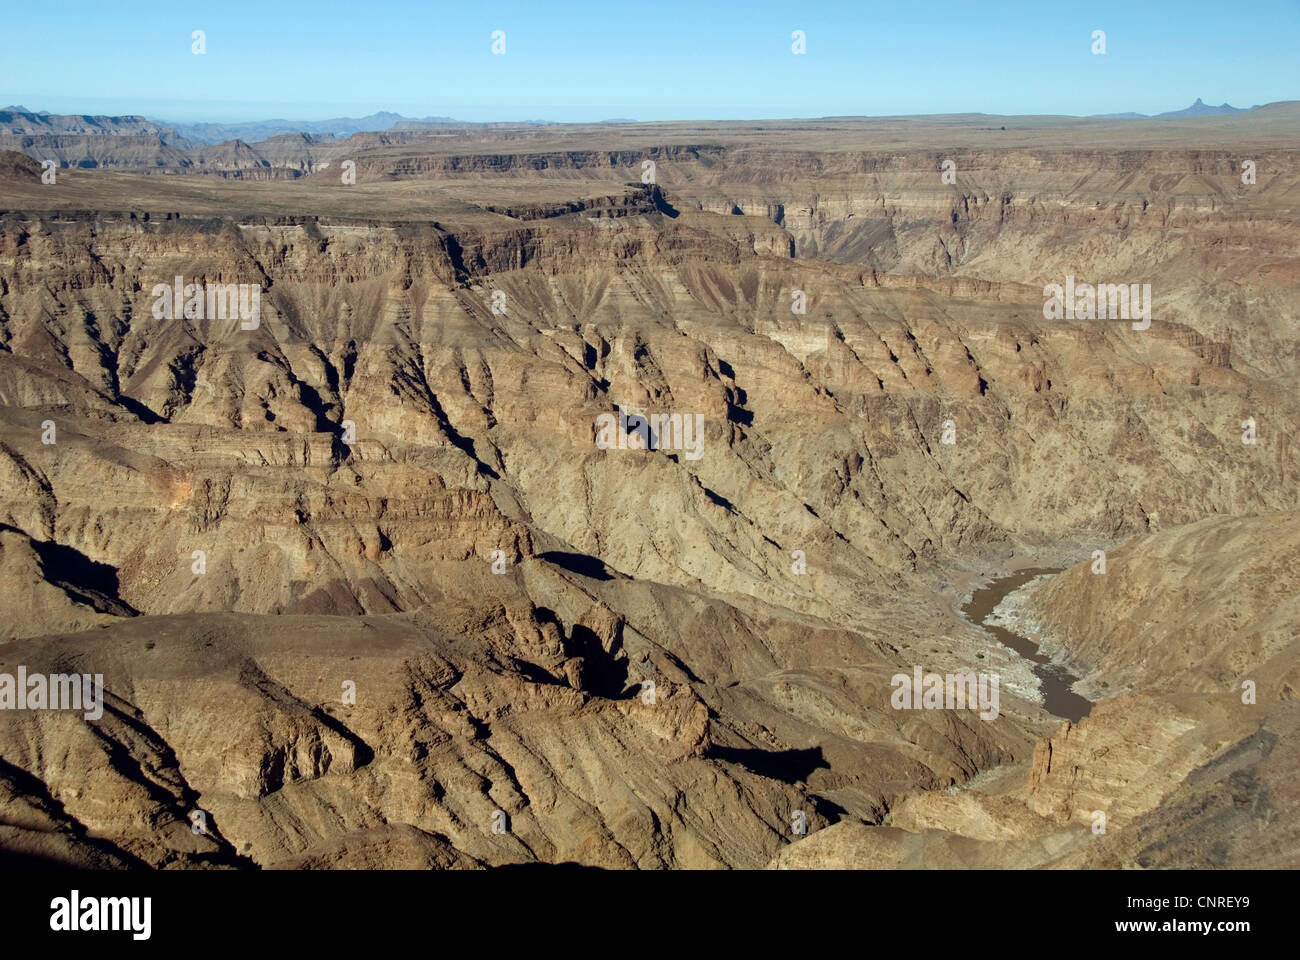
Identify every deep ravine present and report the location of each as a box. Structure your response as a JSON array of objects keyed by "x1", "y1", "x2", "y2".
[{"x1": 961, "y1": 568, "x2": 1093, "y2": 723}]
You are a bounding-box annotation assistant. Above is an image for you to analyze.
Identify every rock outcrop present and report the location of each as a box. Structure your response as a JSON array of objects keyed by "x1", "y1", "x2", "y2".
[{"x1": 2, "y1": 113, "x2": 1298, "y2": 868}]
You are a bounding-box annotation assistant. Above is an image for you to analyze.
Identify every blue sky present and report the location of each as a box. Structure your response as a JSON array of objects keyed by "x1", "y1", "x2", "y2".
[{"x1": 2, "y1": 0, "x2": 1297, "y2": 122}]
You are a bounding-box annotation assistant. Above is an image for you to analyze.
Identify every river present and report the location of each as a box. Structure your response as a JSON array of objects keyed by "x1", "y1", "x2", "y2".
[{"x1": 960, "y1": 568, "x2": 1093, "y2": 723}]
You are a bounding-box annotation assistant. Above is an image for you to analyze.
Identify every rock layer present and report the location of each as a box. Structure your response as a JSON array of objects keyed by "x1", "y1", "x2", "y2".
[{"x1": 1, "y1": 113, "x2": 1297, "y2": 868}]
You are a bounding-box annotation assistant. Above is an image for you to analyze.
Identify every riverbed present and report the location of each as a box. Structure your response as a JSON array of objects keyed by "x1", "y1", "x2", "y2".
[{"x1": 961, "y1": 568, "x2": 1093, "y2": 723}]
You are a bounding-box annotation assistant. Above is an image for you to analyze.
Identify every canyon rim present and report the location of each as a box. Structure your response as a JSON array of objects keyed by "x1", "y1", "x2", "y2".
[{"x1": 1, "y1": 4, "x2": 1298, "y2": 893}]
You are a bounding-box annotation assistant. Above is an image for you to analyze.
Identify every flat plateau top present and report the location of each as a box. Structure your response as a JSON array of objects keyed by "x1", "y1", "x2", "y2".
[{"x1": 2, "y1": 106, "x2": 1298, "y2": 223}]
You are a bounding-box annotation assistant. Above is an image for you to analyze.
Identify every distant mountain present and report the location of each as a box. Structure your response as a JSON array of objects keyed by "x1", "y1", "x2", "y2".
[
  {"x1": 1090, "y1": 98, "x2": 1259, "y2": 120},
  {"x1": 0, "y1": 107, "x2": 180, "y2": 138},
  {"x1": 155, "y1": 111, "x2": 460, "y2": 144},
  {"x1": 1156, "y1": 98, "x2": 1254, "y2": 118}
]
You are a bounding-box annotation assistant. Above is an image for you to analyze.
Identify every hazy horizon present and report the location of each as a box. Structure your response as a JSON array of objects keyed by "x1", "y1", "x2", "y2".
[{"x1": 1, "y1": 98, "x2": 1290, "y2": 129}]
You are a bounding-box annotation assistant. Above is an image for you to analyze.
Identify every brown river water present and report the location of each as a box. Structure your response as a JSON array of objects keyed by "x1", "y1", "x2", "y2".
[{"x1": 960, "y1": 568, "x2": 1093, "y2": 723}]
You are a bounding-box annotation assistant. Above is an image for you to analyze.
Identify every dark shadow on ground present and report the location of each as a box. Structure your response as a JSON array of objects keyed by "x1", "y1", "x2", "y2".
[
  {"x1": 706, "y1": 745, "x2": 830, "y2": 784},
  {"x1": 0, "y1": 523, "x2": 139, "y2": 617},
  {"x1": 494, "y1": 861, "x2": 606, "y2": 870},
  {"x1": 537, "y1": 551, "x2": 614, "y2": 581},
  {"x1": 650, "y1": 185, "x2": 680, "y2": 218}
]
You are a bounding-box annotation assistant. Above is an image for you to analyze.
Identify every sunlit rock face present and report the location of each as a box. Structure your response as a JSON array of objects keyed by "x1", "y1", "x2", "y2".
[{"x1": 0, "y1": 108, "x2": 1297, "y2": 868}]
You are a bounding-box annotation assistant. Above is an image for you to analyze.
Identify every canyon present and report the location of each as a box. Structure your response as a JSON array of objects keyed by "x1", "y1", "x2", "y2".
[{"x1": 0, "y1": 106, "x2": 1297, "y2": 869}]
